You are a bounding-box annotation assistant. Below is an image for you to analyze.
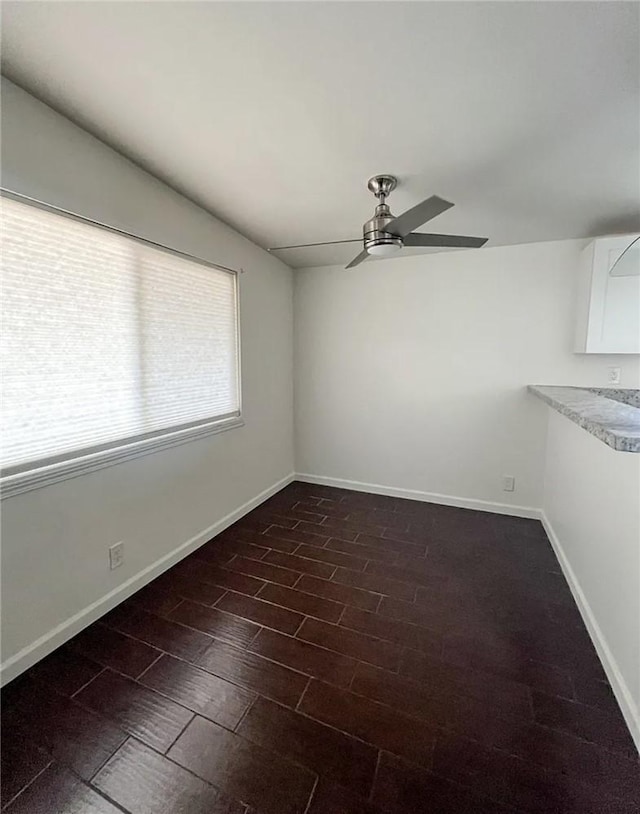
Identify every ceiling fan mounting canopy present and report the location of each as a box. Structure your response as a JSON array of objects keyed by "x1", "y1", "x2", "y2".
[
  {"x1": 268, "y1": 174, "x2": 488, "y2": 268},
  {"x1": 367, "y1": 174, "x2": 397, "y2": 198}
]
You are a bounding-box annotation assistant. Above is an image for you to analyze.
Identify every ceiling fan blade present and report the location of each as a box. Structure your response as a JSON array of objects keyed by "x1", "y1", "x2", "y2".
[
  {"x1": 269, "y1": 238, "x2": 360, "y2": 251},
  {"x1": 385, "y1": 195, "x2": 454, "y2": 237},
  {"x1": 404, "y1": 232, "x2": 488, "y2": 248},
  {"x1": 345, "y1": 249, "x2": 370, "y2": 269}
]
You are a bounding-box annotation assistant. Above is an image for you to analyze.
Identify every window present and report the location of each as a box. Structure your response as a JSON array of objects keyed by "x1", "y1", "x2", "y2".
[{"x1": 1, "y1": 194, "x2": 241, "y2": 495}]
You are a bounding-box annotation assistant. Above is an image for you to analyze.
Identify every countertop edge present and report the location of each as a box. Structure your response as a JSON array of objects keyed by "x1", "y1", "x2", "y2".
[{"x1": 528, "y1": 385, "x2": 640, "y2": 453}]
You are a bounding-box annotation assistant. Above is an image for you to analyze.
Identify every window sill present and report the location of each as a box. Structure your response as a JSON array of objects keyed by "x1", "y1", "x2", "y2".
[{"x1": 0, "y1": 416, "x2": 245, "y2": 499}]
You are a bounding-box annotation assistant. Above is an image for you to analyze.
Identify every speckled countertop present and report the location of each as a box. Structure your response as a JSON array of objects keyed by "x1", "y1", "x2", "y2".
[{"x1": 528, "y1": 386, "x2": 640, "y2": 453}]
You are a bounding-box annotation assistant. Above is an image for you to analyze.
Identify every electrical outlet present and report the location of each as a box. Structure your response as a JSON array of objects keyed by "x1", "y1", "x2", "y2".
[
  {"x1": 109, "y1": 541, "x2": 124, "y2": 570},
  {"x1": 607, "y1": 366, "x2": 621, "y2": 385},
  {"x1": 502, "y1": 475, "x2": 515, "y2": 492}
]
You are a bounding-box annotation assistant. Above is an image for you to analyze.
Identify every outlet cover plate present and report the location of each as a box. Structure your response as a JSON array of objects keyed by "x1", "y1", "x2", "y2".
[
  {"x1": 607, "y1": 366, "x2": 621, "y2": 385},
  {"x1": 502, "y1": 476, "x2": 515, "y2": 492},
  {"x1": 109, "y1": 541, "x2": 124, "y2": 570}
]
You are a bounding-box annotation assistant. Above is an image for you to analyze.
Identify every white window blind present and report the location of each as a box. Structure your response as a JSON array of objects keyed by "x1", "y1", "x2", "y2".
[{"x1": 0, "y1": 195, "x2": 240, "y2": 480}]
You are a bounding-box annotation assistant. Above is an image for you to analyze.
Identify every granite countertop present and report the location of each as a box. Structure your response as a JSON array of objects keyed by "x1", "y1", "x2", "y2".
[{"x1": 528, "y1": 385, "x2": 640, "y2": 453}]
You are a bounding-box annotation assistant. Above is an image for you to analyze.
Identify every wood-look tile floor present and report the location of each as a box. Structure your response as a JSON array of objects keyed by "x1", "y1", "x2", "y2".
[{"x1": 2, "y1": 482, "x2": 639, "y2": 813}]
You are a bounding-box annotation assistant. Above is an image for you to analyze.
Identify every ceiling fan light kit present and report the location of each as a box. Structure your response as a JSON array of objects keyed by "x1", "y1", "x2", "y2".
[
  {"x1": 367, "y1": 242, "x2": 402, "y2": 257},
  {"x1": 270, "y1": 174, "x2": 488, "y2": 269}
]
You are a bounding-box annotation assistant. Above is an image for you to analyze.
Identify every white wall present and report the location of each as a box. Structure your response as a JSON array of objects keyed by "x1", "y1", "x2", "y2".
[
  {"x1": 0, "y1": 79, "x2": 294, "y2": 680},
  {"x1": 542, "y1": 409, "x2": 640, "y2": 750},
  {"x1": 294, "y1": 241, "x2": 640, "y2": 511}
]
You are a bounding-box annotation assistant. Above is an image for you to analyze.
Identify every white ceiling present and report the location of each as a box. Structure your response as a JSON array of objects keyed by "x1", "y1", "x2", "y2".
[{"x1": 2, "y1": 1, "x2": 639, "y2": 268}]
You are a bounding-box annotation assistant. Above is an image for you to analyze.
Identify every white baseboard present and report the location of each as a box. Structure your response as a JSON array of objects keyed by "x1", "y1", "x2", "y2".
[
  {"x1": 0, "y1": 472, "x2": 295, "y2": 686},
  {"x1": 541, "y1": 512, "x2": 640, "y2": 754},
  {"x1": 295, "y1": 472, "x2": 542, "y2": 519}
]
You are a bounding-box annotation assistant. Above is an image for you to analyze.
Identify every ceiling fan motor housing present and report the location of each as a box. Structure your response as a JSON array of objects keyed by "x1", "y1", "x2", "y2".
[{"x1": 363, "y1": 205, "x2": 404, "y2": 251}]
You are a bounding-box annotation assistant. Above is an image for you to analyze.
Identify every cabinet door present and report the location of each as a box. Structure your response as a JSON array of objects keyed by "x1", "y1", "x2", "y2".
[{"x1": 578, "y1": 235, "x2": 640, "y2": 354}]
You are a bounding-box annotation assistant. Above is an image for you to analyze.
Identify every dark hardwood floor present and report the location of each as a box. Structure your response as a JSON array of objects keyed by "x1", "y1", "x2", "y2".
[{"x1": 2, "y1": 481, "x2": 638, "y2": 812}]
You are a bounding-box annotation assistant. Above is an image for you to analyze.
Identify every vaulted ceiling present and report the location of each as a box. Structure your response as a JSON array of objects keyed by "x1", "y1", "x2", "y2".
[{"x1": 2, "y1": 1, "x2": 639, "y2": 267}]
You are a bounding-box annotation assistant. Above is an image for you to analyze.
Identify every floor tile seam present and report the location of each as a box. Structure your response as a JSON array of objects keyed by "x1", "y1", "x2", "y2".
[
  {"x1": 5, "y1": 707, "x2": 131, "y2": 812},
  {"x1": 11, "y1": 687, "x2": 250, "y2": 813},
  {"x1": 91, "y1": 619, "x2": 357, "y2": 696},
  {"x1": 201, "y1": 634, "x2": 364, "y2": 693},
  {"x1": 295, "y1": 702, "x2": 438, "y2": 764},
  {"x1": 428, "y1": 733, "x2": 633, "y2": 811},
  {"x1": 292, "y1": 692, "x2": 407, "y2": 755},
  {"x1": 231, "y1": 692, "x2": 259, "y2": 734},
  {"x1": 0, "y1": 751, "x2": 54, "y2": 811},
  {"x1": 367, "y1": 748, "x2": 384, "y2": 803},
  {"x1": 162, "y1": 744, "x2": 310, "y2": 811},
  {"x1": 505, "y1": 718, "x2": 639, "y2": 760},
  {"x1": 290, "y1": 512, "x2": 331, "y2": 526},
  {"x1": 292, "y1": 569, "x2": 387, "y2": 599},
  {"x1": 295, "y1": 615, "x2": 411, "y2": 661},
  {"x1": 335, "y1": 604, "x2": 349, "y2": 627},
  {"x1": 208, "y1": 588, "x2": 311, "y2": 627},
  {"x1": 356, "y1": 662, "x2": 540, "y2": 728},
  {"x1": 330, "y1": 566, "x2": 420, "y2": 598},
  {"x1": 190, "y1": 548, "x2": 270, "y2": 569},
  {"x1": 527, "y1": 710, "x2": 638, "y2": 757},
  {"x1": 288, "y1": 511, "x2": 332, "y2": 526},
  {"x1": 363, "y1": 562, "x2": 447, "y2": 592},
  {"x1": 70, "y1": 680, "x2": 190, "y2": 756},
  {"x1": 155, "y1": 577, "x2": 255, "y2": 605},
  {"x1": 291, "y1": 536, "x2": 380, "y2": 571},
  {"x1": 294, "y1": 676, "x2": 313, "y2": 713},
  {"x1": 371, "y1": 750, "x2": 531, "y2": 814},
  {"x1": 345, "y1": 519, "x2": 390, "y2": 534},
  {"x1": 127, "y1": 594, "x2": 184, "y2": 618},
  {"x1": 400, "y1": 645, "x2": 540, "y2": 708},
  {"x1": 291, "y1": 613, "x2": 308, "y2": 638},
  {"x1": 336, "y1": 613, "x2": 442, "y2": 652},
  {"x1": 73, "y1": 765, "x2": 136, "y2": 814},
  {"x1": 128, "y1": 672, "x2": 255, "y2": 736},
  {"x1": 263, "y1": 525, "x2": 332, "y2": 546},
  {"x1": 160, "y1": 710, "x2": 197, "y2": 755},
  {"x1": 301, "y1": 774, "x2": 319, "y2": 814},
  {"x1": 166, "y1": 602, "x2": 306, "y2": 644},
  {"x1": 302, "y1": 677, "x2": 444, "y2": 734},
  {"x1": 95, "y1": 617, "x2": 210, "y2": 663},
  {"x1": 65, "y1": 665, "x2": 108, "y2": 699},
  {"x1": 248, "y1": 623, "x2": 371, "y2": 668},
  {"x1": 99, "y1": 733, "x2": 246, "y2": 811},
  {"x1": 193, "y1": 546, "x2": 271, "y2": 566},
  {"x1": 179, "y1": 566, "x2": 368, "y2": 606},
  {"x1": 253, "y1": 580, "x2": 347, "y2": 617},
  {"x1": 225, "y1": 552, "x2": 330, "y2": 582},
  {"x1": 195, "y1": 688, "x2": 379, "y2": 796},
  {"x1": 439, "y1": 636, "x2": 595, "y2": 679},
  {"x1": 172, "y1": 561, "x2": 271, "y2": 591},
  {"x1": 208, "y1": 589, "x2": 230, "y2": 609},
  {"x1": 267, "y1": 546, "x2": 344, "y2": 576},
  {"x1": 445, "y1": 730, "x2": 640, "y2": 801},
  {"x1": 172, "y1": 597, "x2": 337, "y2": 644},
  {"x1": 322, "y1": 539, "x2": 409, "y2": 564},
  {"x1": 62, "y1": 671, "x2": 195, "y2": 750},
  {"x1": 83, "y1": 725, "x2": 138, "y2": 786}
]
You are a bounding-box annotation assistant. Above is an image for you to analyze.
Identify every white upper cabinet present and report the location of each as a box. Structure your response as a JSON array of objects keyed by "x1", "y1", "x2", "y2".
[{"x1": 574, "y1": 234, "x2": 640, "y2": 354}]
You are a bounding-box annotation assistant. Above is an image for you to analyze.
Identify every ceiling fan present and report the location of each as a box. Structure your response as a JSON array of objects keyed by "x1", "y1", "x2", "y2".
[{"x1": 269, "y1": 175, "x2": 488, "y2": 269}]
